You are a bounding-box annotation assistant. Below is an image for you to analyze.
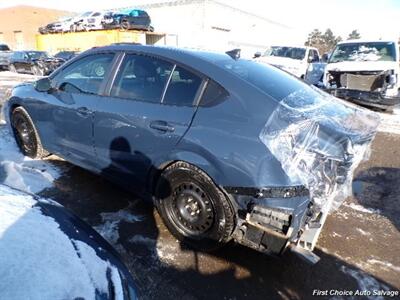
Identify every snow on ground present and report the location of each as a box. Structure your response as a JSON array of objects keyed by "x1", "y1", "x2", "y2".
[
  {"x1": 0, "y1": 125, "x2": 60, "y2": 193},
  {"x1": 340, "y1": 266, "x2": 390, "y2": 300},
  {"x1": 342, "y1": 202, "x2": 382, "y2": 215},
  {"x1": 93, "y1": 203, "x2": 145, "y2": 244},
  {"x1": 377, "y1": 106, "x2": 400, "y2": 135},
  {"x1": 0, "y1": 184, "x2": 122, "y2": 300}
]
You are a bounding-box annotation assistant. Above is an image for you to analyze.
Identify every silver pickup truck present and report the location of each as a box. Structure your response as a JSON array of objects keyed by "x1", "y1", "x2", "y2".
[{"x1": 0, "y1": 44, "x2": 12, "y2": 70}]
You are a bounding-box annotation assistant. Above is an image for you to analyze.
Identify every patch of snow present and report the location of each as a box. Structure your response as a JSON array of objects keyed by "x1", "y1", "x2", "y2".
[
  {"x1": 356, "y1": 228, "x2": 371, "y2": 236},
  {"x1": 156, "y1": 239, "x2": 179, "y2": 262},
  {"x1": 343, "y1": 202, "x2": 381, "y2": 215},
  {"x1": 94, "y1": 203, "x2": 145, "y2": 244},
  {"x1": 340, "y1": 265, "x2": 389, "y2": 300},
  {"x1": 0, "y1": 126, "x2": 60, "y2": 193},
  {"x1": 0, "y1": 184, "x2": 119, "y2": 300},
  {"x1": 368, "y1": 259, "x2": 400, "y2": 273}
]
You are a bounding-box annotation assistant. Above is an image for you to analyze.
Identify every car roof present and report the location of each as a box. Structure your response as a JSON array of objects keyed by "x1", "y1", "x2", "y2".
[{"x1": 88, "y1": 44, "x2": 232, "y2": 66}]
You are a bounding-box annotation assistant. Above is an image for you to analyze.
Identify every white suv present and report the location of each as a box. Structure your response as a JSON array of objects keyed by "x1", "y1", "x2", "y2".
[{"x1": 255, "y1": 46, "x2": 320, "y2": 78}]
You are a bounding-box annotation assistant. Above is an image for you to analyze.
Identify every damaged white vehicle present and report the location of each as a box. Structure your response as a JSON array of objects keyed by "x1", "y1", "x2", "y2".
[{"x1": 323, "y1": 40, "x2": 400, "y2": 111}]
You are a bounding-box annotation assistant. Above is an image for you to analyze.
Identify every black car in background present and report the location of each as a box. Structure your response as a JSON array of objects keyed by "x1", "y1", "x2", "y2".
[
  {"x1": 9, "y1": 51, "x2": 64, "y2": 76},
  {"x1": 102, "y1": 9, "x2": 153, "y2": 31},
  {"x1": 54, "y1": 51, "x2": 80, "y2": 62}
]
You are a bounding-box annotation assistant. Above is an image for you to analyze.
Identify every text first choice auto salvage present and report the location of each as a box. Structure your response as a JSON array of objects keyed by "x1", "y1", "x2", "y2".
[{"x1": 312, "y1": 289, "x2": 399, "y2": 297}]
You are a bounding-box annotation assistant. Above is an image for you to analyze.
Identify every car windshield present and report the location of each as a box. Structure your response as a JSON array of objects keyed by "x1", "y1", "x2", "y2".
[
  {"x1": 0, "y1": 45, "x2": 10, "y2": 51},
  {"x1": 27, "y1": 51, "x2": 49, "y2": 59},
  {"x1": 329, "y1": 42, "x2": 396, "y2": 63},
  {"x1": 263, "y1": 46, "x2": 306, "y2": 60}
]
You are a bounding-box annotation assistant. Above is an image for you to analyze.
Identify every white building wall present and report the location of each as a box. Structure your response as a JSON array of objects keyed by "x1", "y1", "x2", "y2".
[{"x1": 135, "y1": 0, "x2": 294, "y2": 57}]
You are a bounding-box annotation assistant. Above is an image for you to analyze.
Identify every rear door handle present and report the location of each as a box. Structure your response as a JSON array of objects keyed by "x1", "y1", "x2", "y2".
[
  {"x1": 150, "y1": 120, "x2": 175, "y2": 132},
  {"x1": 77, "y1": 106, "x2": 92, "y2": 116}
]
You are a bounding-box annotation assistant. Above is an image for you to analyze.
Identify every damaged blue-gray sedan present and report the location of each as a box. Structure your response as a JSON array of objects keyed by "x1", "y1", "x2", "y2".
[{"x1": 3, "y1": 45, "x2": 380, "y2": 262}]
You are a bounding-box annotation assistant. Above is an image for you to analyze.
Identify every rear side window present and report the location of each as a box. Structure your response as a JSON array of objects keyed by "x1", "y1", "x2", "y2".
[
  {"x1": 199, "y1": 80, "x2": 229, "y2": 107},
  {"x1": 163, "y1": 66, "x2": 202, "y2": 106},
  {"x1": 54, "y1": 53, "x2": 114, "y2": 95},
  {"x1": 111, "y1": 54, "x2": 173, "y2": 103}
]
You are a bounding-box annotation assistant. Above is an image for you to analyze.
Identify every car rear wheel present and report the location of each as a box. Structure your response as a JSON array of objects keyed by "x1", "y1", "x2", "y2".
[
  {"x1": 31, "y1": 65, "x2": 44, "y2": 76},
  {"x1": 9, "y1": 64, "x2": 17, "y2": 73},
  {"x1": 155, "y1": 162, "x2": 235, "y2": 251},
  {"x1": 11, "y1": 107, "x2": 49, "y2": 159}
]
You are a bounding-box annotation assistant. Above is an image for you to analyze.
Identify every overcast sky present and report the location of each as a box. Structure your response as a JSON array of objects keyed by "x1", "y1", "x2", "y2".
[{"x1": 0, "y1": 0, "x2": 399, "y2": 40}]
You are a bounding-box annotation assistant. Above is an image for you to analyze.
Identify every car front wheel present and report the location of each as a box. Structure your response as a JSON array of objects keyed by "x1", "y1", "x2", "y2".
[
  {"x1": 11, "y1": 107, "x2": 48, "y2": 159},
  {"x1": 155, "y1": 162, "x2": 235, "y2": 251}
]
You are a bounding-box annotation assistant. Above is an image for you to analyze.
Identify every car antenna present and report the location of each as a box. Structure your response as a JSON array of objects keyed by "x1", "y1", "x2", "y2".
[{"x1": 226, "y1": 48, "x2": 241, "y2": 60}]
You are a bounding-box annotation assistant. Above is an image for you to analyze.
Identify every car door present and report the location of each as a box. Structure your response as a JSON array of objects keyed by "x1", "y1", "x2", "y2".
[
  {"x1": 46, "y1": 52, "x2": 117, "y2": 170},
  {"x1": 93, "y1": 53, "x2": 203, "y2": 193}
]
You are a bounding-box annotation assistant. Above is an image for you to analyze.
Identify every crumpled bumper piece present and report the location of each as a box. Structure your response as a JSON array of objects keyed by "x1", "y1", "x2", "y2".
[
  {"x1": 259, "y1": 88, "x2": 380, "y2": 214},
  {"x1": 325, "y1": 88, "x2": 400, "y2": 109}
]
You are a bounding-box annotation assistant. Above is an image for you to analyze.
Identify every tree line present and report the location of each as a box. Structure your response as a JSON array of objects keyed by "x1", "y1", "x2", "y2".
[{"x1": 305, "y1": 29, "x2": 361, "y2": 54}]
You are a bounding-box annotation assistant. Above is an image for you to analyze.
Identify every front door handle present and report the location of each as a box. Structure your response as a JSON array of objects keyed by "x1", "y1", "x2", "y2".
[
  {"x1": 150, "y1": 120, "x2": 175, "y2": 132},
  {"x1": 77, "y1": 106, "x2": 91, "y2": 116}
]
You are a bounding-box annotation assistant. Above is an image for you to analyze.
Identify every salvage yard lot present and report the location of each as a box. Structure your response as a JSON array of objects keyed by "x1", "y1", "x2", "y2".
[{"x1": 0, "y1": 71, "x2": 399, "y2": 299}]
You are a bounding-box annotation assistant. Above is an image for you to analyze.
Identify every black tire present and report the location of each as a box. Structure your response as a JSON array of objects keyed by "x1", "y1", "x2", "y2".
[
  {"x1": 120, "y1": 20, "x2": 130, "y2": 30},
  {"x1": 11, "y1": 107, "x2": 49, "y2": 159},
  {"x1": 9, "y1": 64, "x2": 17, "y2": 73},
  {"x1": 155, "y1": 162, "x2": 235, "y2": 251},
  {"x1": 31, "y1": 65, "x2": 44, "y2": 76}
]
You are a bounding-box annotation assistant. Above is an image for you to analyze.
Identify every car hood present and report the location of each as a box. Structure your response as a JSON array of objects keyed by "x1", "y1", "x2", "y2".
[
  {"x1": 325, "y1": 60, "x2": 398, "y2": 72},
  {"x1": 260, "y1": 86, "x2": 380, "y2": 213},
  {"x1": 257, "y1": 56, "x2": 304, "y2": 67},
  {"x1": 0, "y1": 184, "x2": 137, "y2": 300}
]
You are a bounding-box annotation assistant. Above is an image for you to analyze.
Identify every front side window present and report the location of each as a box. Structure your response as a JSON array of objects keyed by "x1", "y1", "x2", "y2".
[
  {"x1": 54, "y1": 53, "x2": 114, "y2": 95},
  {"x1": 329, "y1": 42, "x2": 396, "y2": 63},
  {"x1": 111, "y1": 54, "x2": 173, "y2": 103}
]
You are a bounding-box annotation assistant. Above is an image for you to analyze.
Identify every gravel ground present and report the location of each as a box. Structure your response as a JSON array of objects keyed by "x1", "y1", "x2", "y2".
[{"x1": 1, "y1": 71, "x2": 399, "y2": 299}]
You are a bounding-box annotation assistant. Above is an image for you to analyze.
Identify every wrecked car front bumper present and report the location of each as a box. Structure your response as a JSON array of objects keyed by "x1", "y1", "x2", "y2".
[{"x1": 325, "y1": 88, "x2": 400, "y2": 110}]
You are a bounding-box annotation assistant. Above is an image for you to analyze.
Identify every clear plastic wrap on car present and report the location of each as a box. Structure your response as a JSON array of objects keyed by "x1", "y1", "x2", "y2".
[{"x1": 260, "y1": 87, "x2": 380, "y2": 212}]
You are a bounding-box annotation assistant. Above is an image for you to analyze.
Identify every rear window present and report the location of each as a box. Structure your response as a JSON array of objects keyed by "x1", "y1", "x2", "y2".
[{"x1": 216, "y1": 58, "x2": 309, "y2": 101}]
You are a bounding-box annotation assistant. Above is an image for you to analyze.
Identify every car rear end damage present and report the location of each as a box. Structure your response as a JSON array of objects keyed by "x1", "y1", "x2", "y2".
[{"x1": 226, "y1": 88, "x2": 380, "y2": 262}]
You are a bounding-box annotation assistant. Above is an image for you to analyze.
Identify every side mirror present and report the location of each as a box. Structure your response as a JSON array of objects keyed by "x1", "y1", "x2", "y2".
[
  {"x1": 34, "y1": 77, "x2": 52, "y2": 93},
  {"x1": 254, "y1": 52, "x2": 262, "y2": 58}
]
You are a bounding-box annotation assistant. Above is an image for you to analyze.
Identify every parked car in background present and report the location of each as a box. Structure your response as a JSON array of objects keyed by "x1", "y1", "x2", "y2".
[
  {"x1": 75, "y1": 11, "x2": 110, "y2": 31},
  {"x1": 254, "y1": 46, "x2": 320, "y2": 78},
  {"x1": 5, "y1": 45, "x2": 379, "y2": 263},
  {"x1": 54, "y1": 51, "x2": 80, "y2": 62},
  {"x1": 103, "y1": 9, "x2": 153, "y2": 31},
  {"x1": 323, "y1": 39, "x2": 400, "y2": 111},
  {"x1": 0, "y1": 44, "x2": 12, "y2": 70},
  {"x1": 39, "y1": 17, "x2": 77, "y2": 34},
  {"x1": 9, "y1": 51, "x2": 64, "y2": 76},
  {"x1": 0, "y1": 184, "x2": 137, "y2": 300}
]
